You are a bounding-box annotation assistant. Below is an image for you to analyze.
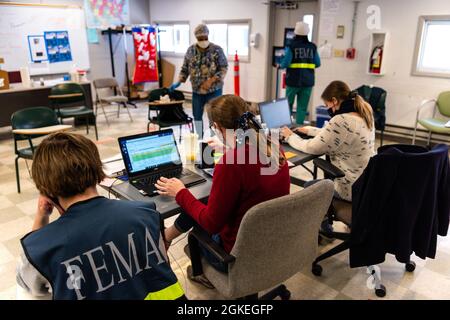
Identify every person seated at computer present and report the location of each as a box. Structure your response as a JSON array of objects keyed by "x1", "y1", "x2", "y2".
[
  {"x1": 281, "y1": 80, "x2": 375, "y2": 202},
  {"x1": 155, "y1": 95, "x2": 290, "y2": 276},
  {"x1": 16, "y1": 133, "x2": 184, "y2": 300}
]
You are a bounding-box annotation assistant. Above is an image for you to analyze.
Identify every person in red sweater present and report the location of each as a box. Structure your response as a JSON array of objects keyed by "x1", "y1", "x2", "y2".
[{"x1": 155, "y1": 95, "x2": 290, "y2": 275}]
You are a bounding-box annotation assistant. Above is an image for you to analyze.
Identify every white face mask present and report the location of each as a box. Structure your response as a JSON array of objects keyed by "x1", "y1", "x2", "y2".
[{"x1": 197, "y1": 40, "x2": 210, "y2": 49}]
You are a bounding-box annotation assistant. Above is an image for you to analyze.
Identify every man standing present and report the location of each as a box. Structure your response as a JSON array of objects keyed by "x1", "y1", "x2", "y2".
[
  {"x1": 170, "y1": 24, "x2": 228, "y2": 137},
  {"x1": 280, "y1": 21, "x2": 321, "y2": 125}
]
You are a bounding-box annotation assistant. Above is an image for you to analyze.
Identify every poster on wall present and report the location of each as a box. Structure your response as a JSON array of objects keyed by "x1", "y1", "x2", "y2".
[
  {"x1": 84, "y1": 0, "x2": 130, "y2": 29},
  {"x1": 44, "y1": 31, "x2": 73, "y2": 63},
  {"x1": 27, "y1": 35, "x2": 48, "y2": 63},
  {"x1": 132, "y1": 26, "x2": 159, "y2": 84}
]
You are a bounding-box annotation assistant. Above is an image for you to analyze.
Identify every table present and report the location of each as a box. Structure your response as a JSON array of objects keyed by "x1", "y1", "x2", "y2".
[
  {"x1": 108, "y1": 164, "x2": 213, "y2": 219},
  {"x1": 0, "y1": 81, "x2": 93, "y2": 128},
  {"x1": 106, "y1": 148, "x2": 318, "y2": 219},
  {"x1": 12, "y1": 124, "x2": 72, "y2": 135},
  {"x1": 148, "y1": 100, "x2": 185, "y2": 107}
]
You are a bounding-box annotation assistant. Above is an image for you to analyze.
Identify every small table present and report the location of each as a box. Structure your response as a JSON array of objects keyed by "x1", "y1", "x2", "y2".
[
  {"x1": 148, "y1": 100, "x2": 185, "y2": 107},
  {"x1": 12, "y1": 124, "x2": 72, "y2": 135}
]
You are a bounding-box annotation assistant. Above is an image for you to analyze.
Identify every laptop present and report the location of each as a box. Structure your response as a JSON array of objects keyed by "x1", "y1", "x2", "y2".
[
  {"x1": 259, "y1": 98, "x2": 311, "y2": 139},
  {"x1": 118, "y1": 129, "x2": 206, "y2": 197}
]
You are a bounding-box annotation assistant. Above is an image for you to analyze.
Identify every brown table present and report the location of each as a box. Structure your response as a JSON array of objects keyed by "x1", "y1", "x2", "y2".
[
  {"x1": 0, "y1": 81, "x2": 93, "y2": 128},
  {"x1": 12, "y1": 124, "x2": 72, "y2": 135}
]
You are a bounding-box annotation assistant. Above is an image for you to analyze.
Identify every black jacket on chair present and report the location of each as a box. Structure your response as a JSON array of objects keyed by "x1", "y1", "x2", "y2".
[{"x1": 350, "y1": 144, "x2": 450, "y2": 268}]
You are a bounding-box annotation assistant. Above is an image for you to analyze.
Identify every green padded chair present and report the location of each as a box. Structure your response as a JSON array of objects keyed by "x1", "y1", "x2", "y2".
[
  {"x1": 11, "y1": 107, "x2": 59, "y2": 193},
  {"x1": 412, "y1": 91, "x2": 450, "y2": 146},
  {"x1": 49, "y1": 83, "x2": 98, "y2": 140}
]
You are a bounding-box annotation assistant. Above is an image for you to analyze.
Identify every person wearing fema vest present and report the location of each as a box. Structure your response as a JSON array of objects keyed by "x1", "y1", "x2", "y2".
[
  {"x1": 16, "y1": 133, "x2": 184, "y2": 300},
  {"x1": 280, "y1": 21, "x2": 321, "y2": 125}
]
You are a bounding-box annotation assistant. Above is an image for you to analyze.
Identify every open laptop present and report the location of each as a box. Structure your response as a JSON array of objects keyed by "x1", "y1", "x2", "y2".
[
  {"x1": 259, "y1": 98, "x2": 311, "y2": 139},
  {"x1": 118, "y1": 129, "x2": 206, "y2": 197}
]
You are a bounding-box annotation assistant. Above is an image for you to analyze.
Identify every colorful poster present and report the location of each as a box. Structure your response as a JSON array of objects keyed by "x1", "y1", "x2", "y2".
[
  {"x1": 44, "y1": 31, "x2": 73, "y2": 63},
  {"x1": 132, "y1": 26, "x2": 159, "y2": 84},
  {"x1": 84, "y1": 0, "x2": 130, "y2": 29}
]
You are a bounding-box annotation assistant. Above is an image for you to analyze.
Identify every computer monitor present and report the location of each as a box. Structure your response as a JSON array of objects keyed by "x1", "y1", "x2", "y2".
[
  {"x1": 259, "y1": 98, "x2": 293, "y2": 129},
  {"x1": 118, "y1": 129, "x2": 181, "y2": 177}
]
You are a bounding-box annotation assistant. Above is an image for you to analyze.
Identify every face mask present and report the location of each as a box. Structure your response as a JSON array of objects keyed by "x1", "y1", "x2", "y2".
[{"x1": 197, "y1": 40, "x2": 210, "y2": 49}]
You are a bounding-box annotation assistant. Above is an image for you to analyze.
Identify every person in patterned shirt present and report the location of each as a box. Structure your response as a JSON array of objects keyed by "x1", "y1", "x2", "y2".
[{"x1": 170, "y1": 24, "x2": 228, "y2": 137}]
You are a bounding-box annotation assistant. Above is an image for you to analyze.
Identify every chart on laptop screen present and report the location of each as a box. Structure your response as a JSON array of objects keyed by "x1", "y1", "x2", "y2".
[{"x1": 125, "y1": 134, "x2": 180, "y2": 173}]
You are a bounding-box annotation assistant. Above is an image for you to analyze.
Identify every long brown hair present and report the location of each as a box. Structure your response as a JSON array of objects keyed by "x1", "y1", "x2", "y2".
[
  {"x1": 321, "y1": 80, "x2": 374, "y2": 130},
  {"x1": 207, "y1": 94, "x2": 286, "y2": 167}
]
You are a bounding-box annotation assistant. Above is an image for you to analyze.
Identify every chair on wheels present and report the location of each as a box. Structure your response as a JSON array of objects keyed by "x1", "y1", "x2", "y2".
[
  {"x1": 412, "y1": 91, "x2": 450, "y2": 146},
  {"x1": 93, "y1": 78, "x2": 133, "y2": 125},
  {"x1": 11, "y1": 107, "x2": 60, "y2": 193},
  {"x1": 355, "y1": 85, "x2": 387, "y2": 146},
  {"x1": 187, "y1": 180, "x2": 334, "y2": 300},
  {"x1": 49, "y1": 82, "x2": 98, "y2": 140},
  {"x1": 148, "y1": 88, "x2": 193, "y2": 142},
  {"x1": 310, "y1": 144, "x2": 449, "y2": 298}
]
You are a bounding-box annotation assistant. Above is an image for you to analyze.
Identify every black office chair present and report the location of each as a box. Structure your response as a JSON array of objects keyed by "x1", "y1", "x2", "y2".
[
  {"x1": 11, "y1": 107, "x2": 60, "y2": 193},
  {"x1": 355, "y1": 85, "x2": 387, "y2": 146},
  {"x1": 148, "y1": 88, "x2": 193, "y2": 142},
  {"x1": 49, "y1": 83, "x2": 98, "y2": 140},
  {"x1": 310, "y1": 144, "x2": 449, "y2": 298}
]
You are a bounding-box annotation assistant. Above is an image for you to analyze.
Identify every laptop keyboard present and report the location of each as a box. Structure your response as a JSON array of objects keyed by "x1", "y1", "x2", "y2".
[{"x1": 138, "y1": 169, "x2": 185, "y2": 187}]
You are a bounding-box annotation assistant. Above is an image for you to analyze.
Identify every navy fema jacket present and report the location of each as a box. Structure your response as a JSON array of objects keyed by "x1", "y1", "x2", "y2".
[{"x1": 350, "y1": 144, "x2": 450, "y2": 268}]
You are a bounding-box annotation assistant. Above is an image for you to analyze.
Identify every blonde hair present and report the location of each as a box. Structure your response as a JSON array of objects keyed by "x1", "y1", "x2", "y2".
[
  {"x1": 207, "y1": 94, "x2": 286, "y2": 167},
  {"x1": 321, "y1": 80, "x2": 374, "y2": 130}
]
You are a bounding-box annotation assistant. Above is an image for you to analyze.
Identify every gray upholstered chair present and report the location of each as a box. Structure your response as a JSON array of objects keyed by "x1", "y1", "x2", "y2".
[
  {"x1": 188, "y1": 180, "x2": 335, "y2": 300},
  {"x1": 93, "y1": 78, "x2": 133, "y2": 125}
]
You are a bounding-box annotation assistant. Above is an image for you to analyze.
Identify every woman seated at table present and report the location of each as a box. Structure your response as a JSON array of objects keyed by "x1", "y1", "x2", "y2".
[
  {"x1": 156, "y1": 95, "x2": 290, "y2": 278},
  {"x1": 281, "y1": 80, "x2": 375, "y2": 202}
]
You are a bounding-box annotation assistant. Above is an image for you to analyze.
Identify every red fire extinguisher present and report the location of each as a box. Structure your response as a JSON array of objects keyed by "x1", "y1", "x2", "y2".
[
  {"x1": 370, "y1": 46, "x2": 383, "y2": 74},
  {"x1": 234, "y1": 51, "x2": 240, "y2": 96}
]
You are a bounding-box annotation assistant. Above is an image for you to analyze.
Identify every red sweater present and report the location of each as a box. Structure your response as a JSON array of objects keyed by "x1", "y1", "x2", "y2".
[{"x1": 175, "y1": 145, "x2": 290, "y2": 253}]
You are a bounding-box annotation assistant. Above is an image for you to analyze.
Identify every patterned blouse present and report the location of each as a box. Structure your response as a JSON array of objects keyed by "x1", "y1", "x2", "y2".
[
  {"x1": 179, "y1": 43, "x2": 228, "y2": 94},
  {"x1": 286, "y1": 113, "x2": 375, "y2": 201}
]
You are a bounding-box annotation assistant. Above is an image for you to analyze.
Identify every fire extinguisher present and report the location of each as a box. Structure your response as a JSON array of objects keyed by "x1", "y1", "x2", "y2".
[
  {"x1": 234, "y1": 51, "x2": 240, "y2": 96},
  {"x1": 370, "y1": 46, "x2": 383, "y2": 74}
]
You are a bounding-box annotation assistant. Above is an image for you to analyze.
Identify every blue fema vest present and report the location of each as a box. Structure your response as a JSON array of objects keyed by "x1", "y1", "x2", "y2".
[
  {"x1": 286, "y1": 37, "x2": 317, "y2": 87},
  {"x1": 21, "y1": 197, "x2": 183, "y2": 300}
]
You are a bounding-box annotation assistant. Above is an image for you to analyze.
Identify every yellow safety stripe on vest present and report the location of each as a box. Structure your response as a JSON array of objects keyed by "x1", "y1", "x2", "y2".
[
  {"x1": 144, "y1": 282, "x2": 184, "y2": 300},
  {"x1": 289, "y1": 63, "x2": 316, "y2": 69}
]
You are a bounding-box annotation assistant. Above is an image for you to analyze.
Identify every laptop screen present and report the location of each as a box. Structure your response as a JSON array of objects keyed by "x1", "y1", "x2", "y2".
[
  {"x1": 259, "y1": 99, "x2": 292, "y2": 129},
  {"x1": 119, "y1": 130, "x2": 181, "y2": 176}
]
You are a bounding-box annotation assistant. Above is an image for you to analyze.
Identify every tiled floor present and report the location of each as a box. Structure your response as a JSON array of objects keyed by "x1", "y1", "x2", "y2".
[{"x1": 0, "y1": 102, "x2": 449, "y2": 300}]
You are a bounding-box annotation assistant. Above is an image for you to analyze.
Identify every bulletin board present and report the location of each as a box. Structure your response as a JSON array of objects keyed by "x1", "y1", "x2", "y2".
[{"x1": 0, "y1": 3, "x2": 90, "y2": 75}]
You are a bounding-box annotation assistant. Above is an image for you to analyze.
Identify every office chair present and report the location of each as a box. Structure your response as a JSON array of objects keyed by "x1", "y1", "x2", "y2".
[
  {"x1": 49, "y1": 83, "x2": 98, "y2": 140},
  {"x1": 11, "y1": 107, "x2": 59, "y2": 193},
  {"x1": 355, "y1": 85, "x2": 387, "y2": 146},
  {"x1": 148, "y1": 88, "x2": 193, "y2": 142},
  {"x1": 412, "y1": 91, "x2": 450, "y2": 146},
  {"x1": 310, "y1": 144, "x2": 449, "y2": 298},
  {"x1": 93, "y1": 77, "x2": 133, "y2": 125},
  {"x1": 187, "y1": 180, "x2": 335, "y2": 300}
]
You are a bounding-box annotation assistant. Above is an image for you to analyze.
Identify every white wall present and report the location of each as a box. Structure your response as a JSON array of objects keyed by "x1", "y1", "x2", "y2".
[
  {"x1": 315, "y1": 0, "x2": 450, "y2": 128},
  {"x1": 1, "y1": 0, "x2": 150, "y2": 86},
  {"x1": 149, "y1": 0, "x2": 271, "y2": 103}
]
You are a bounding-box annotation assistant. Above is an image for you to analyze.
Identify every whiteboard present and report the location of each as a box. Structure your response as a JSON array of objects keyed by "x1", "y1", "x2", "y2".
[{"x1": 0, "y1": 4, "x2": 90, "y2": 75}]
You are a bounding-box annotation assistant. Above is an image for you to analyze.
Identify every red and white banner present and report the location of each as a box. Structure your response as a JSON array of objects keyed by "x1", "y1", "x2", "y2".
[{"x1": 132, "y1": 26, "x2": 159, "y2": 84}]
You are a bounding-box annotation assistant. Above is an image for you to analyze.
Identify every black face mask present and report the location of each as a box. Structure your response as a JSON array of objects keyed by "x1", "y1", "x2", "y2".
[{"x1": 327, "y1": 98, "x2": 357, "y2": 118}]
